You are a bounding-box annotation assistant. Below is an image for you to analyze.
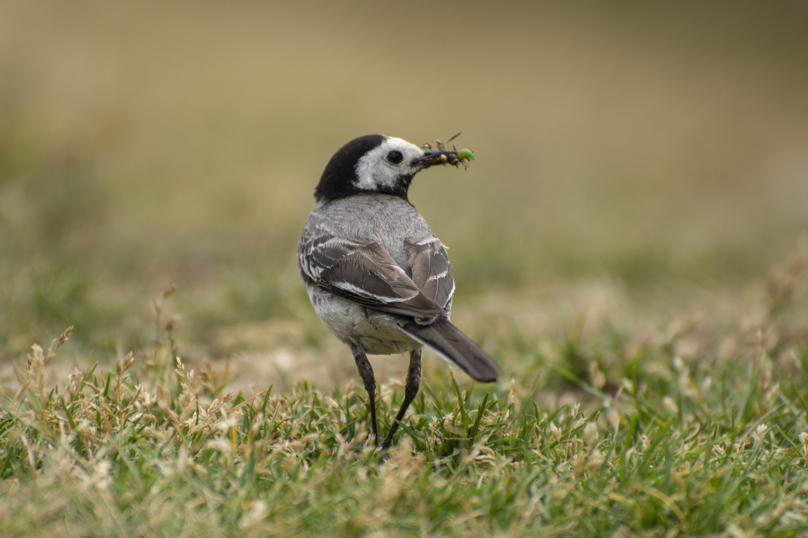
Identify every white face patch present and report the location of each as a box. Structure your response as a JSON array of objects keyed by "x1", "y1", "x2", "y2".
[{"x1": 354, "y1": 137, "x2": 424, "y2": 192}]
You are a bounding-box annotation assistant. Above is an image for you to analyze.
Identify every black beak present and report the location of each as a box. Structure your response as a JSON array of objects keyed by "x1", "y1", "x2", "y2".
[{"x1": 419, "y1": 149, "x2": 460, "y2": 168}]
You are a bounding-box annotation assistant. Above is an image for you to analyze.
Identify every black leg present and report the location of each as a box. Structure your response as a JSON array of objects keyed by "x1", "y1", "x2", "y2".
[
  {"x1": 382, "y1": 349, "x2": 422, "y2": 449},
  {"x1": 350, "y1": 343, "x2": 379, "y2": 445}
]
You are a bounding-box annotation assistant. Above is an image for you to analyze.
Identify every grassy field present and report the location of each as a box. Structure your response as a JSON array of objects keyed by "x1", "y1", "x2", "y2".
[
  {"x1": 2, "y1": 1, "x2": 808, "y2": 536},
  {"x1": 2, "y1": 264, "x2": 808, "y2": 536}
]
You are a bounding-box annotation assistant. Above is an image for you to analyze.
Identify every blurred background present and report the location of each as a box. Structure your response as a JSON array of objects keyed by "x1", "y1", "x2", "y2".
[{"x1": 1, "y1": 1, "x2": 807, "y2": 387}]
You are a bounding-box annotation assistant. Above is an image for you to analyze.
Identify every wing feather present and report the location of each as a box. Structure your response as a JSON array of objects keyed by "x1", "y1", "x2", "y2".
[
  {"x1": 299, "y1": 233, "x2": 445, "y2": 323},
  {"x1": 404, "y1": 237, "x2": 455, "y2": 309}
]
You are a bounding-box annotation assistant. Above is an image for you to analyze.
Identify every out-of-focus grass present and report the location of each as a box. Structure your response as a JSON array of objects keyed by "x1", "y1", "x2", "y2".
[{"x1": 2, "y1": 1, "x2": 808, "y2": 359}]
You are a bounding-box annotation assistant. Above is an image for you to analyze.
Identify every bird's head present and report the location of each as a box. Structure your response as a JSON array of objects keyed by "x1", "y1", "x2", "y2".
[{"x1": 314, "y1": 134, "x2": 459, "y2": 203}]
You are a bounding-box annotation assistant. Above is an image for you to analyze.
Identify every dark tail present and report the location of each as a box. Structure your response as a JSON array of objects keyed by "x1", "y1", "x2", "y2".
[{"x1": 400, "y1": 319, "x2": 503, "y2": 383}]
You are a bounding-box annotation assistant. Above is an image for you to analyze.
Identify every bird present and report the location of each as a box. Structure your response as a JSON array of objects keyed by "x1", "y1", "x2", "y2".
[{"x1": 297, "y1": 134, "x2": 503, "y2": 449}]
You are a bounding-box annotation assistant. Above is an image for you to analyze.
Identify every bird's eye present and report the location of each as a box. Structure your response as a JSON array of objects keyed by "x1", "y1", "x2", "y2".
[{"x1": 387, "y1": 150, "x2": 403, "y2": 164}]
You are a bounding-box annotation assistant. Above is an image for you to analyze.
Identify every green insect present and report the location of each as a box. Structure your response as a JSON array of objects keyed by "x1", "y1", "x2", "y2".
[{"x1": 457, "y1": 148, "x2": 475, "y2": 162}]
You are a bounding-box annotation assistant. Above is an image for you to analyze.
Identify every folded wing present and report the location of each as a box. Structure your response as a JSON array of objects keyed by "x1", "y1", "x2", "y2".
[{"x1": 299, "y1": 234, "x2": 445, "y2": 324}]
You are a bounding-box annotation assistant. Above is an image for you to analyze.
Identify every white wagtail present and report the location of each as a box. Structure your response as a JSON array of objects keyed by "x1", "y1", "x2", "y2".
[{"x1": 298, "y1": 134, "x2": 503, "y2": 449}]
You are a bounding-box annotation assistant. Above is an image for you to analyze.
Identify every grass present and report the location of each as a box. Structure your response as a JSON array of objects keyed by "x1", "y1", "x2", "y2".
[{"x1": 2, "y1": 256, "x2": 808, "y2": 537}]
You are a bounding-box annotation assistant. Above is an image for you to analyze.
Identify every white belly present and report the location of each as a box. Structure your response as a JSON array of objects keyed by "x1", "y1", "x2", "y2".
[{"x1": 306, "y1": 284, "x2": 421, "y2": 355}]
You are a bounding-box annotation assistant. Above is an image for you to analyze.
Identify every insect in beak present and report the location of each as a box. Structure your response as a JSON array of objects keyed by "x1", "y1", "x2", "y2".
[
  {"x1": 420, "y1": 133, "x2": 475, "y2": 169},
  {"x1": 419, "y1": 149, "x2": 460, "y2": 168}
]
